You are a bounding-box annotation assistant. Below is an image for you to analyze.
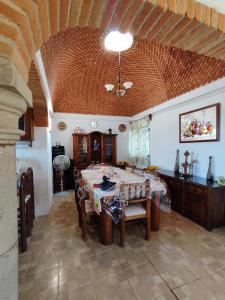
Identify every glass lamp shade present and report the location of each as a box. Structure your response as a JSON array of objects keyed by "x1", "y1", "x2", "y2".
[
  {"x1": 123, "y1": 81, "x2": 133, "y2": 89},
  {"x1": 105, "y1": 84, "x2": 115, "y2": 92},
  {"x1": 104, "y1": 31, "x2": 133, "y2": 52},
  {"x1": 116, "y1": 89, "x2": 126, "y2": 97}
]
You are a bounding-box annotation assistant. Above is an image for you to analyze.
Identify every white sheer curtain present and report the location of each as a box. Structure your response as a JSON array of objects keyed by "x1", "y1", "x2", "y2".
[{"x1": 129, "y1": 116, "x2": 150, "y2": 166}]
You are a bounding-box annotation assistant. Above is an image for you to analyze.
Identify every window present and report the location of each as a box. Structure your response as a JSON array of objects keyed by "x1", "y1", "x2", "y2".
[{"x1": 129, "y1": 116, "x2": 150, "y2": 166}]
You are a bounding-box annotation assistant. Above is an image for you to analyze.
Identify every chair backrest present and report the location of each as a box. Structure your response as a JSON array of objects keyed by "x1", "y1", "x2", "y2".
[
  {"x1": 119, "y1": 179, "x2": 151, "y2": 206},
  {"x1": 77, "y1": 179, "x2": 89, "y2": 203},
  {"x1": 19, "y1": 172, "x2": 28, "y2": 210},
  {"x1": 73, "y1": 167, "x2": 82, "y2": 189},
  {"x1": 27, "y1": 167, "x2": 34, "y2": 197}
]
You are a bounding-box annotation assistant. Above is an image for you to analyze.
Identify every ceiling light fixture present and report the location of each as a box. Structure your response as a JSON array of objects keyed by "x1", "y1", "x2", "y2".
[
  {"x1": 104, "y1": 31, "x2": 133, "y2": 52},
  {"x1": 104, "y1": 52, "x2": 133, "y2": 97}
]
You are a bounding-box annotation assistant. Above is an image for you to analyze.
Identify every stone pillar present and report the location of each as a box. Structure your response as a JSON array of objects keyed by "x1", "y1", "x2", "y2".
[
  {"x1": 0, "y1": 57, "x2": 32, "y2": 300},
  {"x1": 0, "y1": 89, "x2": 27, "y2": 300}
]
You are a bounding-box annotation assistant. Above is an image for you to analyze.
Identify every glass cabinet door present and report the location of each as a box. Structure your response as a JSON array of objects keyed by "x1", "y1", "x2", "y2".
[
  {"x1": 104, "y1": 136, "x2": 113, "y2": 162},
  {"x1": 78, "y1": 136, "x2": 88, "y2": 163}
]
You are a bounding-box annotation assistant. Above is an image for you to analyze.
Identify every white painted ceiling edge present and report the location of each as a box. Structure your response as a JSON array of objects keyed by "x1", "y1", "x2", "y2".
[
  {"x1": 197, "y1": 0, "x2": 225, "y2": 13},
  {"x1": 35, "y1": 50, "x2": 53, "y2": 116},
  {"x1": 53, "y1": 112, "x2": 131, "y2": 122}
]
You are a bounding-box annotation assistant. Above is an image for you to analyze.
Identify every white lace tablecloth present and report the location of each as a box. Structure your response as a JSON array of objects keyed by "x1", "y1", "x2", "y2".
[{"x1": 81, "y1": 166, "x2": 167, "y2": 213}]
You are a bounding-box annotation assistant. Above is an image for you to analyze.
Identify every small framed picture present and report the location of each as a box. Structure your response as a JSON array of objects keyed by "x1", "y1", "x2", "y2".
[{"x1": 179, "y1": 103, "x2": 220, "y2": 143}]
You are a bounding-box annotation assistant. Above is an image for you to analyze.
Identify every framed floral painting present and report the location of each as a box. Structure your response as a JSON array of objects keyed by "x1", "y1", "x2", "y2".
[{"x1": 179, "y1": 103, "x2": 220, "y2": 143}]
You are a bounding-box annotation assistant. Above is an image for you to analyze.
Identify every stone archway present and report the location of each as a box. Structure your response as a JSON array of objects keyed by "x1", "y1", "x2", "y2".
[{"x1": 0, "y1": 1, "x2": 225, "y2": 299}]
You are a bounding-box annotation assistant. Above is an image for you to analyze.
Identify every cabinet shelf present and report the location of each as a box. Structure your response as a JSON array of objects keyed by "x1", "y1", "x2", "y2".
[{"x1": 73, "y1": 132, "x2": 117, "y2": 169}]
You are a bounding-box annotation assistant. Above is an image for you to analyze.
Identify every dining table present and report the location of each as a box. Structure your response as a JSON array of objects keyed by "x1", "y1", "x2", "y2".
[{"x1": 81, "y1": 165, "x2": 169, "y2": 245}]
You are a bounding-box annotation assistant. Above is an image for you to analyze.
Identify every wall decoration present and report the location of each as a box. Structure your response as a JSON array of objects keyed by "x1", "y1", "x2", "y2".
[
  {"x1": 207, "y1": 155, "x2": 214, "y2": 183},
  {"x1": 174, "y1": 149, "x2": 180, "y2": 175},
  {"x1": 179, "y1": 103, "x2": 220, "y2": 143},
  {"x1": 90, "y1": 121, "x2": 98, "y2": 129},
  {"x1": 58, "y1": 121, "x2": 67, "y2": 130},
  {"x1": 119, "y1": 124, "x2": 127, "y2": 132},
  {"x1": 74, "y1": 127, "x2": 82, "y2": 134}
]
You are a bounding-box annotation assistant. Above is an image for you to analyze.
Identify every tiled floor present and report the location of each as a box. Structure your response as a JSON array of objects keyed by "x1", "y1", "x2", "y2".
[{"x1": 19, "y1": 191, "x2": 225, "y2": 300}]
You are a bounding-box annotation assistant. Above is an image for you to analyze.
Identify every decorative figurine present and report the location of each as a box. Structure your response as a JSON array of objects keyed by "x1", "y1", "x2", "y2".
[
  {"x1": 93, "y1": 139, "x2": 100, "y2": 150},
  {"x1": 100, "y1": 176, "x2": 116, "y2": 191},
  {"x1": 74, "y1": 127, "x2": 82, "y2": 134},
  {"x1": 108, "y1": 128, "x2": 112, "y2": 134},
  {"x1": 207, "y1": 156, "x2": 214, "y2": 183},
  {"x1": 174, "y1": 149, "x2": 180, "y2": 175},
  {"x1": 189, "y1": 159, "x2": 197, "y2": 177},
  {"x1": 181, "y1": 150, "x2": 190, "y2": 176}
]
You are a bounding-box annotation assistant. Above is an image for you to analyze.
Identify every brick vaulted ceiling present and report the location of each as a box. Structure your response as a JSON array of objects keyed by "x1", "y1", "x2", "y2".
[
  {"x1": 1, "y1": 0, "x2": 225, "y2": 120},
  {"x1": 41, "y1": 27, "x2": 225, "y2": 116},
  {"x1": 27, "y1": 61, "x2": 48, "y2": 126}
]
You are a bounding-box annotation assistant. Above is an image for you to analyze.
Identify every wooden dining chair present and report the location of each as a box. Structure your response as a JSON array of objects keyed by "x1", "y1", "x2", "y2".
[
  {"x1": 73, "y1": 166, "x2": 86, "y2": 228},
  {"x1": 119, "y1": 179, "x2": 151, "y2": 247},
  {"x1": 18, "y1": 172, "x2": 28, "y2": 252},
  {"x1": 77, "y1": 179, "x2": 95, "y2": 241},
  {"x1": 27, "y1": 167, "x2": 35, "y2": 221}
]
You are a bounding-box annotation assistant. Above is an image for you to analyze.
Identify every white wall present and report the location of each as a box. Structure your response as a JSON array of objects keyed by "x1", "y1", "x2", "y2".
[
  {"x1": 139, "y1": 78, "x2": 225, "y2": 178},
  {"x1": 51, "y1": 113, "x2": 131, "y2": 162},
  {"x1": 16, "y1": 127, "x2": 53, "y2": 216}
]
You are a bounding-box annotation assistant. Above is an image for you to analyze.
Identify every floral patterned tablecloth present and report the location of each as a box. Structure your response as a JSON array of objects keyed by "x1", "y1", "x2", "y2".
[{"x1": 81, "y1": 166, "x2": 170, "y2": 215}]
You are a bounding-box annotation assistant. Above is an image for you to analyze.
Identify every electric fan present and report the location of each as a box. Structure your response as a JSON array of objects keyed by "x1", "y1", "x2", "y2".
[{"x1": 53, "y1": 155, "x2": 70, "y2": 196}]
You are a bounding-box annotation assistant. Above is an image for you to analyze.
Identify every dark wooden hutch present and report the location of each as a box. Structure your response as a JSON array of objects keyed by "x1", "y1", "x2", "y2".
[
  {"x1": 159, "y1": 170, "x2": 225, "y2": 231},
  {"x1": 73, "y1": 131, "x2": 117, "y2": 169}
]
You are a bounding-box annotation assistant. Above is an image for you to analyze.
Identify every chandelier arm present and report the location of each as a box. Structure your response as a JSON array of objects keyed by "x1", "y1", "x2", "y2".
[{"x1": 104, "y1": 50, "x2": 133, "y2": 96}]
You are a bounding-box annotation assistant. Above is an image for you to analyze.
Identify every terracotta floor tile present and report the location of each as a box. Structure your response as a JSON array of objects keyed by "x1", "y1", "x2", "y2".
[
  {"x1": 94, "y1": 272, "x2": 137, "y2": 300},
  {"x1": 90, "y1": 250, "x2": 122, "y2": 282},
  {"x1": 200, "y1": 268, "x2": 225, "y2": 299},
  {"x1": 19, "y1": 191, "x2": 225, "y2": 300},
  {"x1": 58, "y1": 284, "x2": 97, "y2": 300},
  {"x1": 173, "y1": 279, "x2": 217, "y2": 300},
  {"x1": 59, "y1": 263, "x2": 92, "y2": 294},
  {"x1": 124, "y1": 263, "x2": 171, "y2": 299}
]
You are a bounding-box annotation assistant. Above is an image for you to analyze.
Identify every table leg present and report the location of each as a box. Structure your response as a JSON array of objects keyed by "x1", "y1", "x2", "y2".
[
  {"x1": 151, "y1": 191, "x2": 160, "y2": 231},
  {"x1": 100, "y1": 210, "x2": 113, "y2": 245}
]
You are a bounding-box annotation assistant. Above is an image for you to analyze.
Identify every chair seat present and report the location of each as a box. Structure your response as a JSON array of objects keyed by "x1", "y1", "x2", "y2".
[
  {"x1": 125, "y1": 204, "x2": 146, "y2": 217},
  {"x1": 85, "y1": 199, "x2": 94, "y2": 213}
]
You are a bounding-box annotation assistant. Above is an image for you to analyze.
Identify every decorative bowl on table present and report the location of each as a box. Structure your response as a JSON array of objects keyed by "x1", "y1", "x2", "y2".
[{"x1": 145, "y1": 165, "x2": 160, "y2": 173}]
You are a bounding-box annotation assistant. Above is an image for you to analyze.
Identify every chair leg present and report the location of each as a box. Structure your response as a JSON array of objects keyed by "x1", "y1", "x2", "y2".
[
  {"x1": 145, "y1": 200, "x2": 151, "y2": 241},
  {"x1": 120, "y1": 218, "x2": 125, "y2": 247},
  {"x1": 146, "y1": 216, "x2": 151, "y2": 241},
  {"x1": 77, "y1": 206, "x2": 82, "y2": 227},
  {"x1": 20, "y1": 213, "x2": 27, "y2": 253},
  {"x1": 26, "y1": 201, "x2": 32, "y2": 237}
]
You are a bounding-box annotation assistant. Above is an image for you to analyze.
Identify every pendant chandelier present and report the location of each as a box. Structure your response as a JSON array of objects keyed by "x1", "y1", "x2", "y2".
[{"x1": 104, "y1": 52, "x2": 133, "y2": 97}]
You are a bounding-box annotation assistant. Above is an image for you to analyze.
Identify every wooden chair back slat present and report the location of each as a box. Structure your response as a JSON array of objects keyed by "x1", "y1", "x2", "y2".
[
  {"x1": 119, "y1": 179, "x2": 151, "y2": 247},
  {"x1": 18, "y1": 167, "x2": 34, "y2": 253}
]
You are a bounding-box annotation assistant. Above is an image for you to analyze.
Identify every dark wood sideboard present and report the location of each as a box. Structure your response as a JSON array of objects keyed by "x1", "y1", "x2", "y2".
[{"x1": 159, "y1": 170, "x2": 225, "y2": 231}]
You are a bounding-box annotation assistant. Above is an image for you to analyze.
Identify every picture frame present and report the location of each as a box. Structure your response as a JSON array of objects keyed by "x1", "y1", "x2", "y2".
[{"x1": 179, "y1": 103, "x2": 220, "y2": 143}]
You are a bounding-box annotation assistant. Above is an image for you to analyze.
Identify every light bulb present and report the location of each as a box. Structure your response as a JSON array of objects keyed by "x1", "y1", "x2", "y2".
[{"x1": 104, "y1": 31, "x2": 133, "y2": 52}]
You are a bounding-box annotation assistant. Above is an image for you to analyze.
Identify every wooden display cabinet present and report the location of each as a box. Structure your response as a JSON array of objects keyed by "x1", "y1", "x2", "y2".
[
  {"x1": 73, "y1": 134, "x2": 90, "y2": 169},
  {"x1": 102, "y1": 134, "x2": 117, "y2": 164},
  {"x1": 159, "y1": 170, "x2": 225, "y2": 230},
  {"x1": 73, "y1": 132, "x2": 117, "y2": 169}
]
